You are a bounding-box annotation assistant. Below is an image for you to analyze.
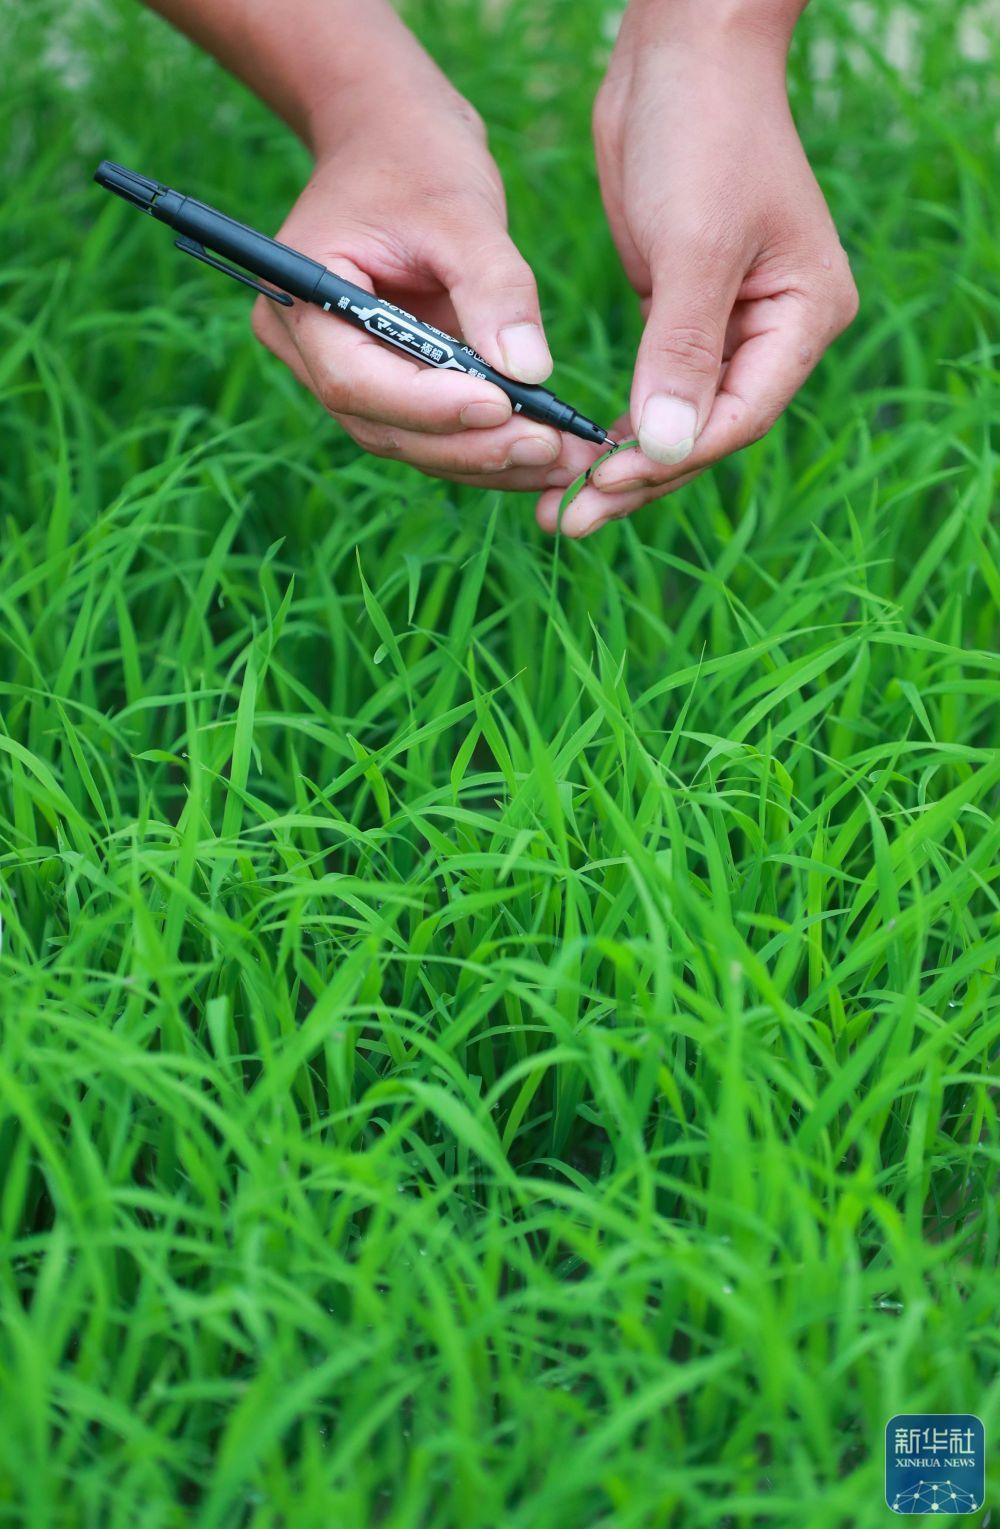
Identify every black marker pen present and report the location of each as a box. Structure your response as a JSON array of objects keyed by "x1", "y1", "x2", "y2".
[{"x1": 93, "y1": 161, "x2": 614, "y2": 447}]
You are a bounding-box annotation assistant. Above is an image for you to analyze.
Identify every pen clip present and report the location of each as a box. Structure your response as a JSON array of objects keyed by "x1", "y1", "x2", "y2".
[{"x1": 174, "y1": 235, "x2": 293, "y2": 306}]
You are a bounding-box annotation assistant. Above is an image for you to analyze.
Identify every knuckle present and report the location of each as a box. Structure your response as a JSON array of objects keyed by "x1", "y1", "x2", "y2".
[
  {"x1": 318, "y1": 381, "x2": 346, "y2": 417},
  {"x1": 480, "y1": 250, "x2": 536, "y2": 300},
  {"x1": 662, "y1": 210, "x2": 741, "y2": 268},
  {"x1": 820, "y1": 247, "x2": 860, "y2": 331},
  {"x1": 652, "y1": 323, "x2": 721, "y2": 376},
  {"x1": 592, "y1": 79, "x2": 625, "y2": 138},
  {"x1": 343, "y1": 416, "x2": 378, "y2": 449},
  {"x1": 447, "y1": 94, "x2": 488, "y2": 143},
  {"x1": 451, "y1": 442, "x2": 505, "y2": 474},
  {"x1": 317, "y1": 371, "x2": 358, "y2": 419},
  {"x1": 833, "y1": 275, "x2": 860, "y2": 329},
  {"x1": 366, "y1": 426, "x2": 405, "y2": 458},
  {"x1": 747, "y1": 411, "x2": 779, "y2": 447}
]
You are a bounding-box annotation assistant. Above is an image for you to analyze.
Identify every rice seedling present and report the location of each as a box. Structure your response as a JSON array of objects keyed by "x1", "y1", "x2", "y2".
[{"x1": 0, "y1": 1, "x2": 997, "y2": 1524}]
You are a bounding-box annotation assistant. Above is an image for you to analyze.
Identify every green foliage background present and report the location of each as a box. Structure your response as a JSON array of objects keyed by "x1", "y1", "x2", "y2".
[{"x1": 0, "y1": 1, "x2": 998, "y2": 1524}]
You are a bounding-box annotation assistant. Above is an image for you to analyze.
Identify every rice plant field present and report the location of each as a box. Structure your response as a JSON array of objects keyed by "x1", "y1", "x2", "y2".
[{"x1": 0, "y1": 1, "x2": 998, "y2": 1524}]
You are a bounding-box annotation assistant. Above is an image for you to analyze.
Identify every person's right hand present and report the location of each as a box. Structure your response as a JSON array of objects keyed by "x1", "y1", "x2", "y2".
[{"x1": 251, "y1": 85, "x2": 597, "y2": 494}]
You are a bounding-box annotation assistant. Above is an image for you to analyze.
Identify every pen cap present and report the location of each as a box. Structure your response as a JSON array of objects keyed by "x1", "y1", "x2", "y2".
[{"x1": 94, "y1": 161, "x2": 165, "y2": 212}]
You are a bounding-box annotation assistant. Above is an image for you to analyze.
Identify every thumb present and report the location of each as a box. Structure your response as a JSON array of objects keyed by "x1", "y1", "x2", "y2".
[
  {"x1": 632, "y1": 252, "x2": 740, "y2": 466},
  {"x1": 437, "y1": 232, "x2": 553, "y2": 384}
]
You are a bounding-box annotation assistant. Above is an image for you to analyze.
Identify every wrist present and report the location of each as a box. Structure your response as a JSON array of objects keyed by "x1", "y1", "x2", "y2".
[
  {"x1": 308, "y1": 79, "x2": 485, "y2": 166},
  {"x1": 303, "y1": 37, "x2": 478, "y2": 160},
  {"x1": 620, "y1": 0, "x2": 804, "y2": 52},
  {"x1": 143, "y1": 0, "x2": 467, "y2": 158},
  {"x1": 603, "y1": 0, "x2": 802, "y2": 106}
]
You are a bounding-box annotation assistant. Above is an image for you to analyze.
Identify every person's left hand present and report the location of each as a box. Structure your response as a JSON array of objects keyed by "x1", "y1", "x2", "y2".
[{"x1": 536, "y1": 0, "x2": 859, "y2": 539}]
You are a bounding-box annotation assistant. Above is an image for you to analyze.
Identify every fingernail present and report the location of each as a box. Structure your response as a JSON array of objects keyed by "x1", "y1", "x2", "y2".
[
  {"x1": 509, "y1": 435, "x2": 559, "y2": 467},
  {"x1": 460, "y1": 398, "x2": 510, "y2": 429},
  {"x1": 498, "y1": 323, "x2": 553, "y2": 383},
  {"x1": 545, "y1": 468, "x2": 574, "y2": 488},
  {"x1": 638, "y1": 394, "x2": 698, "y2": 465}
]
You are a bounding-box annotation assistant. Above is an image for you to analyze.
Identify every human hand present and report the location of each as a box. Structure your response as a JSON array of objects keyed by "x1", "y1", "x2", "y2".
[
  {"x1": 536, "y1": 0, "x2": 859, "y2": 538},
  {"x1": 251, "y1": 81, "x2": 597, "y2": 494}
]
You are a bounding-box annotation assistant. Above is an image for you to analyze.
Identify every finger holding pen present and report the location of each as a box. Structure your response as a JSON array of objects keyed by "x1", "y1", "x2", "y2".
[
  {"x1": 252, "y1": 237, "x2": 566, "y2": 471},
  {"x1": 253, "y1": 264, "x2": 516, "y2": 436},
  {"x1": 255, "y1": 284, "x2": 585, "y2": 487},
  {"x1": 248, "y1": 123, "x2": 579, "y2": 487}
]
